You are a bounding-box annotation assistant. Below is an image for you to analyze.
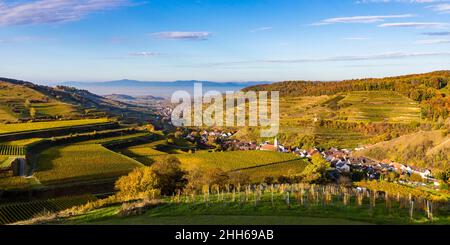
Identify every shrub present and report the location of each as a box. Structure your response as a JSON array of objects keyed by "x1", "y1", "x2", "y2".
[
  {"x1": 228, "y1": 171, "x2": 250, "y2": 187},
  {"x1": 277, "y1": 175, "x2": 292, "y2": 184},
  {"x1": 118, "y1": 198, "x2": 163, "y2": 217},
  {"x1": 263, "y1": 176, "x2": 275, "y2": 185},
  {"x1": 337, "y1": 176, "x2": 352, "y2": 187},
  {"x1": 409, "y1": 173, "x2": 423, "y2": 182},
  {"x1": 185, "y1": 167, "x2": 237, "y2": 191}
]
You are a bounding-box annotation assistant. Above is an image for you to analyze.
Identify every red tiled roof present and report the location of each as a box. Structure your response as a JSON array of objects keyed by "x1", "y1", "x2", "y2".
[{"x1": 260, "y1": 144, "x2": 277, "y2": 151}]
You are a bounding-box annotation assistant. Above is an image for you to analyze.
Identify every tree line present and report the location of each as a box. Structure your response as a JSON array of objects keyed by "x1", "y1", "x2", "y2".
[{"x1": 244, "y1": 71, "x2": 450, "y2": 121}]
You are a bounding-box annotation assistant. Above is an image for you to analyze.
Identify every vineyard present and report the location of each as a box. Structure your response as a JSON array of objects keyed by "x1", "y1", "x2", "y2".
[
  {"x1": 61, "y1": 183, "x2": 450, "y2": 225},
  {"x1": 176, "y1": 151, "x2": 304, "y2": 171},
  {"x1": 35, "y1": 144, "x2": 143, "y2": 184},
  {"x1": 0, "y1": 144, "x2": 26, "y2": 156},
  {"x1": 337, "y1": 91, "x2": 421, "y2": 124},
  {"x1": 162, "y1": 183, "x2": 450, "y2": 224},
  {"x1": 0, "y1": 118, "x2": 110, "y2": 134},
  {"x1": 0, "y1": 195, "x2": 96, "y2": 224}
]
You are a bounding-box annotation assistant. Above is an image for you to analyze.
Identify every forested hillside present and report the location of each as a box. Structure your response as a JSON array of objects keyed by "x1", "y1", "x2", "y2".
[{"x1": 244, "y1": 71, "x2": 450, "y2": 121}]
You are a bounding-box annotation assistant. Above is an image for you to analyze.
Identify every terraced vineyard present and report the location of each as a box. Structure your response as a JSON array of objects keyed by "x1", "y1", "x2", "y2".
[
  {"x1": 314, "y1": 127, "x2": 370, "y2": 149},
  {"x1": 32, "y1": 102, "x2": 80, "y2": 118},
  {"x1": 176, "y1": 151, "x2": 304, "y2": 171},
  {"x1": 35, "y1": 144, "x2": 143, "y2": 184},
  {"x1": 119, "y1": 141, "x2": 169, "y2": 166},
  {"x1": 0, "y1": 118, "x2": 110, "y2": 134},
  {"x1": 0, "y1": 156, "x2": 11, "y2": 170},
  {"x1": 0, "y1": 145, "x2": 26, "y2": 156},
  {"x1": 338, "y1": 91, "x2": 421, "y2": 123},
  {"x1": 0, "y1": 195, "x2": 96, "y2": 224},
  {"x1": 237, "y1": 159, "x2": 309, "y2": 182}
]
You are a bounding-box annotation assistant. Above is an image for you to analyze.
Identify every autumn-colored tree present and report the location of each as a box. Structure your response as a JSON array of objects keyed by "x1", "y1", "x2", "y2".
[
  {"x1": 146, "y1": 124, "x2": 155, "y2": 132},
  {"x1": 115, "y1": 167, "x2": 160, "y2": 199},
  {"x1": 29, "y1": 107, "x2": 37, "y2": 119},
  {"x1": 301, "y1": 154, "x2": 331, "y2": 183}
]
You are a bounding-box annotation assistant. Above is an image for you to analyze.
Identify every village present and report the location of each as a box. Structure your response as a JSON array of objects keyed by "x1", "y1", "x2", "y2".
[{"x1": 182, "y1": 129, "x2": 440, "y2": 188}]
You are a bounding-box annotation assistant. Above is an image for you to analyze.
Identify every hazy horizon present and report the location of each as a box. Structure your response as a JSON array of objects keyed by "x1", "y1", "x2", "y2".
[{"x1": 1, "y1": 0, "x2": 450, "y2": 83}]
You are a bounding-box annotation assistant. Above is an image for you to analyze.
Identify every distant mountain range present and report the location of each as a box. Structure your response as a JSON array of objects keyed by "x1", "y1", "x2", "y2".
[
  {"x1": 59, "y1": 80, "x2": 271, "y2": 97},
  {"x1": 103, "y1": 94, "x2": 165, "y2": 101}
]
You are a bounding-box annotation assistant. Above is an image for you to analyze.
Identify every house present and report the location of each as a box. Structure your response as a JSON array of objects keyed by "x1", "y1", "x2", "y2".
[
  {"x1": 259, "y1": 138, "x2": 279, "y2": 152},
  {"x1": 389, "y1": 162, "x2": 406, "y2": 172},
  {"x1": 420, "y1": 169, "x2": 432, "y2": 179},
  {"x1": 336, "y1": 162, "x2": 351, "y2": 173},
  {"x1": 260, "y1": 144, "x2": 278, "y2": 151}
]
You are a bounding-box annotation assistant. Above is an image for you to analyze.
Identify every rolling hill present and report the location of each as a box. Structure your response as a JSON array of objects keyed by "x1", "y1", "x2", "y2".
[
  {"x1": 0, "y1": 77, "x2": 156, "y2": 123},
  {"x1": 60, "y1": 80, "x2": 270, "y2": 97},
  {"x1": 354, "y1": 130, "x2": 450, "y2": 171},
  {"x1": 235, "y1": 71, "x2": 450, "y2": 149}
]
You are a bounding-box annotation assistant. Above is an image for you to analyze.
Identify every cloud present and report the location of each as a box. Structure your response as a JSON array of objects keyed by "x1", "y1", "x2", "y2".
[
  {"x1": 205, "y1": 52, "x2": 450, "y2": 66},
  {"x1": 151, "y1": 31, "x2": 212, "y2": 40},
  {"x1": 379, "y1": 22, "x2": 449, "y2": 28},
  {"x1": 416, "y1": 39, "x2": 450, "y2": 44},
  {"x1": 312, "y1": 14, "x2": 413, "y2": 25},
  {"x1": 263, "y1": 52, "x2": 450, "y2": 63},
  {"x1": 250, "y1": 27, "x2": 273, "y2": 32},
  {"x1": 422, "y1": 31, "x2": 450, "y2": 35},
  {"x1": 0, "y1": 0, "x2": 129, "y2": 26},
  {"x1": 429, "y1": 3, "x2": 450, "y2": 13},
  {"x1": 129, "y1": 52, "x2": 160, "y2": 57}
]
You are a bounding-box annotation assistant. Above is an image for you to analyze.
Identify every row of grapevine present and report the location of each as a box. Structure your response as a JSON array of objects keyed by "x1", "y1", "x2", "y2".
[
  {"x1": 0, "y1": 195, "x2": 96, "y2": 224},
  {"x1": 0, "y1": 145, "x2": 26, "y2": 156},
  {"x1": 169, "y1": 183, "x2": 449, "y2": 223}
]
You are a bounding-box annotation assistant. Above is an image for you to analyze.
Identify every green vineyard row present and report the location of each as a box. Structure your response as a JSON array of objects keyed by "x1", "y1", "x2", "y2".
[
  {"x1": 0, "y1": 145, "x2": 26, "y2": 156},
  {"x1": 0, "y1": 195, "x2": 96, "y2": 224}
]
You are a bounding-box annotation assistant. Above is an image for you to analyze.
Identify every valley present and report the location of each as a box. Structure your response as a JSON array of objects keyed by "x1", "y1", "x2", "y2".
[{"x1": 0, "y1": 72, "x2": 449, "y2": 225}]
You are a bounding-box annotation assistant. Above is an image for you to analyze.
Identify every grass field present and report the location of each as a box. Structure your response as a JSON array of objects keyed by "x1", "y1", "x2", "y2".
[
  {"x1": 0, "y1": 118, "x2": 110, "y2": 134},
  {"x1": 66, "y1": 206, "x2": 370, "y2": 225},
  {"x1": 35, "y1": 144, "x2": 143, "y2": 184},
  {"x1": 337, "y1": 91, "x2": 420, "y2": 123},
  {"x1": 60, "y1": 194, "x2": 446, "y2": 225},
  {"x1": 176, "y1": 151, "x2": 304, "y2": 171}
]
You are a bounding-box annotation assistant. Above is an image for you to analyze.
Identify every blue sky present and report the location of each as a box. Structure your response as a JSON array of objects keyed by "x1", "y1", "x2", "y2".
[{"x1": 0, "y1": 0, "x2": 450, "y2": 83}]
